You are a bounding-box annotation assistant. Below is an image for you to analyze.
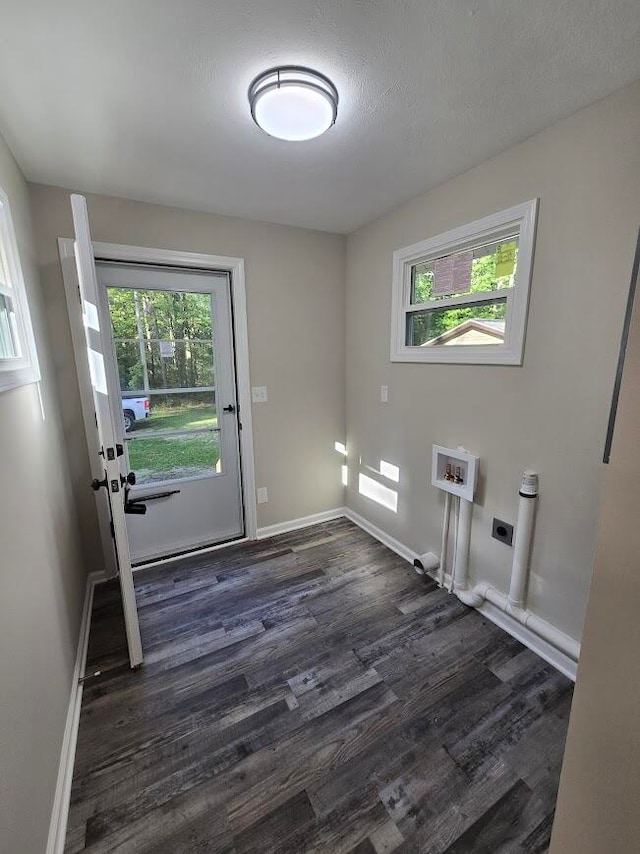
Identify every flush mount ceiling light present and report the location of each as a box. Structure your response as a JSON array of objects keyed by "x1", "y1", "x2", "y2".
[{"x1": 248, "y1": 66, "x2": 339, "y2": 142}]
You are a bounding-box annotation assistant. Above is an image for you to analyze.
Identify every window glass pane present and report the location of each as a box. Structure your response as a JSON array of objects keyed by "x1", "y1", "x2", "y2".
[
  {"x1": 121, "y1": 391, "x2": 217, "y2": 434},
  {"x1": 0, "y1": 293, "x2": 19, "y2": 359},
  {"x1": 107, "y1": 287, "x2": 137, "y2": 338},
  {"x1": 406, "y1": 298, "x2": 507, "y2": 347},
  {"x1": 127, "y1": 430, "x2": 221, "y2": 485},
  {"x1": 113, "y1": 340, "x2": 215, "y2": 391},
  {"x1": 108, "y1": 285, "x2": 222, "y2": 483},
  {"x1": 410, "y1": 237, "x2": 519, "y2": 304},
  {"x1": 114, "y1": 340, "x2": 145, "y2": 391},
  {"x1": 108, "y1": 288, "x2": 212, "y2": 340},
  {"x1": 108, "y1": 286, "x2": 215, "y2": 391},
  {"x1": 146, "y1": 340, "x2": 214, "y2": 389}
]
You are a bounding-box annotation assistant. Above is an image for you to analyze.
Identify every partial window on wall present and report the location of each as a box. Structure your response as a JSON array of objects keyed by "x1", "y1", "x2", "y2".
[
  {"x1": 0, "y1": 186, "x2": 39, "y2": 391},
  {"x1": 391, "y1": 199, "x2": 538, "y2": 365}
]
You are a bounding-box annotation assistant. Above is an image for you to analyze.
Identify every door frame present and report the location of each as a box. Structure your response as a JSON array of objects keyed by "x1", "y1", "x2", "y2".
[{"x1": 59, "y1": 238, "x2": 258, "y2": 575}]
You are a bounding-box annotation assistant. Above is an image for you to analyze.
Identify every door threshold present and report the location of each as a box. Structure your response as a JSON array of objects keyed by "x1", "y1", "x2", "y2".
[{"x1": 132, "y1": 534, "x2": 249, "y2": 571}]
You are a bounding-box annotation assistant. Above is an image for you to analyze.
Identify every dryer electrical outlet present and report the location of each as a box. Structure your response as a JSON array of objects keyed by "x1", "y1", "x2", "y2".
[{"x1": 492, "y1": 518, "x2": 514, "y2": 546}]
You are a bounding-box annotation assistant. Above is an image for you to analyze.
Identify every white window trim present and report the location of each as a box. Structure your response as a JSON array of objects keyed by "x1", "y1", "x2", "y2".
[
  {"x1": 390, "y1": 199, "x2": 539, "y2": 365},
  {"x1": 0, "y1": 186, "x2": 40, "y2": 391}
]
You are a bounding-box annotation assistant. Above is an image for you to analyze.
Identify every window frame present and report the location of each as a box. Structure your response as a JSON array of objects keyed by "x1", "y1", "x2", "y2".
[
  {"x1": 0, "y1": 186, "x2": 40, "y2": 391},
  {"x1": 390, "y1": 199, "x2": 538, "y2": 365}
]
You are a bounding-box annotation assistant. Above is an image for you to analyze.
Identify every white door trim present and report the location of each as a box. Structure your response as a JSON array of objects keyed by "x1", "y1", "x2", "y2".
[
  {"x1": 58, "y1": 238, "x2": 258, "y2": 553},
  {"x1": 59, "y1": 238, "x2": 118, "y2": 576}
]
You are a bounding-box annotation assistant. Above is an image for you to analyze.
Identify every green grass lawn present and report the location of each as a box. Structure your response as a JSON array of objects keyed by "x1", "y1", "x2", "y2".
[
  {"x1": 127, "y1": 405, "x2": 220, "y2": 483},
  {"x1": 134, "y1": 404, "x2": 218, "y2": 433}
]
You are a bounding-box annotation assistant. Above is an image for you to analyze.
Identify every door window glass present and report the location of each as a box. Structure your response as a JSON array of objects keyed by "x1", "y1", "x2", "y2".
[{"x1": 107, "y1": 287, "x2": 221, "y2": 485}]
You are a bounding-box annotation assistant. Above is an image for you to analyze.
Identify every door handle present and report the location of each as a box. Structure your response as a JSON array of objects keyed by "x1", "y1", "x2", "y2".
[
  {"x1": 125, "y1": 502, "x2": 147, "y2": 515},
  {"x1": 91, "y1": 475, "x2": 108, "y2": 491},
  {"x1": 124, "y1": 481, "x2": 147, "y2": 515},
  {"x1": 222, "y1": 405, "x2": 236, "y2": 413}
]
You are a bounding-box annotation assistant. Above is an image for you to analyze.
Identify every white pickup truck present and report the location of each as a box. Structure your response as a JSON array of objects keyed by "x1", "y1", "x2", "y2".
[{"x1": 122, "y1": 396, "x2": 150, "y2": 432}]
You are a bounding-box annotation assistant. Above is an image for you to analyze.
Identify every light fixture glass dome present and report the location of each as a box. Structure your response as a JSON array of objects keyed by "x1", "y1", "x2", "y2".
[{"x1": 248, "y1": 66, "x2": 339, "y2": 142}]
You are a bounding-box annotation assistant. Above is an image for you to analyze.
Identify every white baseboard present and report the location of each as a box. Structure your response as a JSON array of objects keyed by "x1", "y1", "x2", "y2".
[
  {"x1": 257, "y1": 507, "x2": 347, "y2": 540},
  {"x1": 475, "y1": 598, "x2": 578, "y2": 681},
  {"x1": 343, "y1": 507, "x2": 417, "y2": 564},
  {"x1": 343, "y1": 507, "x2": 578, "y2": 682},
  {"x1": 46, "y1": 571, "x2": 99, "y2": 854}
]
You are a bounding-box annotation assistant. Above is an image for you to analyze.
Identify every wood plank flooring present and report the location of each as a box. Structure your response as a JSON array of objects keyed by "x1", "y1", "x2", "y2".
[{"x1": 65, "y1": 518, "x2": 572, "y2": 853}]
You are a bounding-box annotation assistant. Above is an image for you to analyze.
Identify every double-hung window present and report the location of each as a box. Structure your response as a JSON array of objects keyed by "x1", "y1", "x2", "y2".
[
  {"x1": 391, "y1": 199, "x2": 538, "y2": 365},
  {"x1": 0, "y1": 186, "x2": 39, "y2": 391}
]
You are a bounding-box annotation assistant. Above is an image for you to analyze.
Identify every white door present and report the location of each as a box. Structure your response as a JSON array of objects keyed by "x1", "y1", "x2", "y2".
[
  {"x1": 95, "y1": 262, "x2": 244, "y2": 563},
  {"x1": 71, "y1": 195, "x2": 143, "y2": 667}
]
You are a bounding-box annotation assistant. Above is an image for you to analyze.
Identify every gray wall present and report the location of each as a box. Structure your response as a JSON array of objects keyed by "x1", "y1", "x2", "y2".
[
  {"x1": 550, "y1": 238, "x2": 640, "y2": 852},
  {"x1": 29, "y1": 185, "x2": 347, "y2": 570},
  {"x1": 345, "y1": 80, "x2": 640, "y2": 643},
  {"x1": 0, "y1": 137, "x2": 86, "y2": 852}
]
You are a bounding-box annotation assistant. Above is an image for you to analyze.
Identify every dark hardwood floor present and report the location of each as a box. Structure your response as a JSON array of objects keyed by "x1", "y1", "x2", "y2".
[{"x1": 65, "y1": 519, "x2": 572, "y2": 853}]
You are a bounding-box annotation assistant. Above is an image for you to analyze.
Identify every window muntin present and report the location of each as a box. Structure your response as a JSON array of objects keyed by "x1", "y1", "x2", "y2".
[
  {"x1": 391, "y1": 200, "x2": 538, "y2": 365},
  {"x1": 0, "y1": 187, "x2": 39, "y2": 391}
]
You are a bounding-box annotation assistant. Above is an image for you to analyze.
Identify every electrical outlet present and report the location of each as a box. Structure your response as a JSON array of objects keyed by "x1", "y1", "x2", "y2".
[
  {"x1": 492, "y1": 518, "x2": 514, "y2": 546},
  {"x1": 252, "y1": 386, "x2": 268, "y2": 403},
  {"x1": 257, "y1": 487, "x2": 268, "y2": 504},
  {"x1": 380, "y1": 385, "x2": 388, "y2": 402}
]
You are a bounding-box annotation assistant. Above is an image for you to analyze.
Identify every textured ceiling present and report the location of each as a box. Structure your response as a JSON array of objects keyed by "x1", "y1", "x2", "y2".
[{"x1": 0, "y1": 1, "x2": 639, "y2": 233}]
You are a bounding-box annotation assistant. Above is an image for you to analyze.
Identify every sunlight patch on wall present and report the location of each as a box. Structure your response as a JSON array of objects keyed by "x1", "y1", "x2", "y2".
[
  {"x1": 87, "y1": 347, "x2": 108, "y2": 395},
  {"x1": 341, "y1": 464, "x2": 348, "y2": 486},
  {"x1": 379, "y1": 460, "x2": 400, "y2": 483},
  {"x1": 334, "y1": 441, "x2": 347, "y2": 456},
  {"x1": 359, "y1": 473, "x2": 398, "y2": 513},
  {"x1": 83, "y1": 300, "x2": 100, "y2": 332},
  {"x1": 36, "y1": 382, "x2": 46, "y2": 422}
]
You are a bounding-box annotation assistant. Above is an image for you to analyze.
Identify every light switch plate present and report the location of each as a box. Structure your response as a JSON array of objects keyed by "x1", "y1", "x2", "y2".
[
  {"x1": 252, "y1": 386, "x2": 268, "y2": 403},
  {"x1": 380, "y1": 385, "x2": 388, "y2": 402},
  {"x1": 257, "y1": 487, "x2": 268, "y2": 504}
]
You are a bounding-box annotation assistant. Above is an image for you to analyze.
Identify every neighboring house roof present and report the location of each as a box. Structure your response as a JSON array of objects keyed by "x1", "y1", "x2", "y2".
[{"x1": 423, "y1": 319, "x2": 505, "y2": 347}]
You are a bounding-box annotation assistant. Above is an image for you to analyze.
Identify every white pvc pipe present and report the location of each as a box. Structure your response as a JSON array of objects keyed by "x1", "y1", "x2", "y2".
[
  {"x1": 452, "y1": 497, "x2": 473, "y2": 596},
  {"x1": 424, "y1": 467, "x2": 578, "y2": 665},
  {"x1": 447, "y1": 469, "x2": 579, "y2": 663},
  {"x1": 438, "y1": 492, "x2": 452, "y2": 586},
  {"x1": 508, "y1": 472, "x2": 539, "y2": 609},
  {"x1": 474, "y1": 582, "x2": 579, "y2": 660},
  {"x1": 447, "y1": 497, "x2": 458, "y2": 592}
]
